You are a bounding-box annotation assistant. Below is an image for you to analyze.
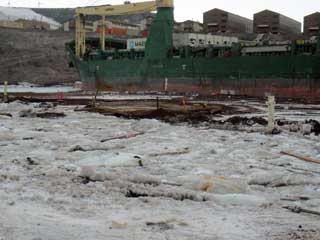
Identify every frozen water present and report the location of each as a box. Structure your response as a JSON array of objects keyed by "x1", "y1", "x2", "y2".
[
  {"x1": 0, "y1": 100, "x2": 319, "y2": 240},
  {"x1": 0, "y1": 85, "x2": 80, "y2": 93}
]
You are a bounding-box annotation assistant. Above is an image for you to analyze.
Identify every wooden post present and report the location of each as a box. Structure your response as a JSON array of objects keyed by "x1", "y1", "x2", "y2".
[
  {"x1": 3, "y1": 81, "x2": 8, "y2": 103},
  {"x1": 164, "y1": 78, "x2": 168, "y2": 92},
  {"x1": 182, "y1": 97, "x2": 186, "y2": 112},
  {"x1": 156, "y1": 97, "x2": 159, "y2": 110},
  {"x1": 92, "y1": 90, "x2": 98, "y2": 107},
  {"x1": 266, "y1": 96, "x2": 275, "y2": 132}
]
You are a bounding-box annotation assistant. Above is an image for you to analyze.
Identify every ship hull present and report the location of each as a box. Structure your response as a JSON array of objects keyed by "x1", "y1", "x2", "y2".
[{"x1": 75, "y1": 55, "x2": 320, "y2": 99}]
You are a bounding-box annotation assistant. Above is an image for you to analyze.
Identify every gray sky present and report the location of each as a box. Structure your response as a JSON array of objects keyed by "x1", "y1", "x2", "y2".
[{"x1": 1, "y1": 0, "x2": 319, "y2": 23}]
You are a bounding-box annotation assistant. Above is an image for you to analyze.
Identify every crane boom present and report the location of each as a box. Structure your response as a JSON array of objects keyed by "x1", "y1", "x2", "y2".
[
  {"x1": 75, "y1": 1, "x2": 157, "y2": 16},
  {"x1": 75, "y1": 0, "x2": 174, "y2": 57}
]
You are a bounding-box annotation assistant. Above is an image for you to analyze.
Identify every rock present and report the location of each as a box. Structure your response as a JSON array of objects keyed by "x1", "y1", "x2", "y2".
[
  {"x1": 7, "y1": 201, "x2": 15, "y2": 206},
  {"x1": 177, "y1": 175, "x2": 247, "y2": 194},
  {"x1": 0, "y1": 112, "x2": 12, "y2": 118},
  {"x1": 0, "y1": 131, "x2": 16, "y2": 141},
  {"x1": 26, "y1": 157, "x2": 39, "y2": 166},
  {"x1": 111, "y1": 221, "x2": 128, "y2": 229},
  {"x1": 69, "y1": 145, "x2": 85, "y2": 152},
  {"x1": 146, "y1": 221, "x2": 174, "y2": 231}
]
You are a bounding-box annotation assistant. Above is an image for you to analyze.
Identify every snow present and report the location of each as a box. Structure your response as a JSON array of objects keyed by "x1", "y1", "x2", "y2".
[
  {"x1": 0, "y1": 100, "x2": 320, "y2": 239},
  {"x1": 0, "y1": 7, "x2": 61, "y2": 29},
  {"x1": 68, "y1": 94, "x2": 183, "y2": 101},
  {"x1": 0, "y1": 85, "x2": 81, "y2": 93}
]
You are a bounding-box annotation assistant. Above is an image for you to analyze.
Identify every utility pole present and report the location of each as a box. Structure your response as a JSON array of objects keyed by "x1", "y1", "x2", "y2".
[
  {"x1": 38, "y1": 0, "x2": 40, "y2": 8},
  {"x1": 8, "y1": 0, "x2": 10, "y2": 8},
  {"x1": 317, "y1": 22, "x2": 320, "y2": 56}
]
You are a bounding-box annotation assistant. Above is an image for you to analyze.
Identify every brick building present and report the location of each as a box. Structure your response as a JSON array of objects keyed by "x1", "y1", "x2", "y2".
[
  {"x1": 304, "y1": 12, "x2": 320, "y2": 37},
  {"x1": 203, "y1": 8, "x2": 253, "y2": 34},
  {"x1": 253, "y1": 10, "x2": 301, "y2": 37},
  {"x1": 175, "y1": 20, "x2": 203, "y2": 33}
]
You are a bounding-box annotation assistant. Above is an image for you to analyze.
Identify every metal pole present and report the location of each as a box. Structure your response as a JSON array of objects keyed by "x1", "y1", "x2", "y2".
[
  {"x1": 75, "y1": 14, "x2": 86, "y2": 58},
  {"x1": 317, "y1": 27, "x2": 320, "y2": 56},
  {"x1": 101, "y1": 16, "x2": 106, "y2": 51}
]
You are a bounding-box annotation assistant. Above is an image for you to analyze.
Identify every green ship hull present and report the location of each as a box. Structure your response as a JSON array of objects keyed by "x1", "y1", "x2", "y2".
[{"x1": 67, "y1": 7, "x2": 320, "y2": 99}]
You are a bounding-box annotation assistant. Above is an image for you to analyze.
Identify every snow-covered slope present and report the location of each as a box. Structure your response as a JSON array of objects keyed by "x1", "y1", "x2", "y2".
[{"x1": 0, "y1": 7, "x2": 60, "y2": 29}]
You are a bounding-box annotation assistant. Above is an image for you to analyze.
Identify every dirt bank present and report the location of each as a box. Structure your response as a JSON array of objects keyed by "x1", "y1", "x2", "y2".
[{"x1": 0, "y1": 28, "x2": 78, "y2": 85}]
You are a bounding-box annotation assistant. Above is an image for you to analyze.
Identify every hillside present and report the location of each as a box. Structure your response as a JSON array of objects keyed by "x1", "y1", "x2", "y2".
[
  {"x1": 0, "y1": 7, "x2": 60, "y2": 29},
  {"x1": 0, "y1": 28, "x2": 78, "y2": 85},
  {"x1": 32, "y1": 8, "x2": 75, "y2": 24},
  {"x1": 32, "y1": 7, "x2": 154, "y2": 24}
]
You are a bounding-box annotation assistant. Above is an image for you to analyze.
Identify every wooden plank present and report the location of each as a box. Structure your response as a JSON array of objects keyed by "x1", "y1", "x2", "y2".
[{"x1": 280, "y1": 151, "x2": 320, "y2": 165}]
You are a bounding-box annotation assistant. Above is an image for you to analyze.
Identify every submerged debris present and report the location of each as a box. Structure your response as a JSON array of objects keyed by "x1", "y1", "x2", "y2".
[
  {"x1": 26, "y1": 157, "x2": 39, "y2": 166},
  {"x1": 281, "y1": 151, "x2": 320, "y2": 165},
  {"x1": 100, "y1": 132, "x2": 145, "y2": 143},
  {"x1": 283, "y1": 206, "x2": 320, "y2": 216},
  {"x1": 219, "y1": 116, "x2": 268, "y2": 126},
  {"x1": 124, "y1": 185, "x2": 209, "y2": 202},
  {"x1": 68, "y1": 145, "x2": 125, "y2": 152},
  {"x1": 0, "y1": 112, "x2": 12, "y2": 118},
  {"x1": 35, "y1": 112, "x2": 66, "y2": 119},
  {"x1": 306, "y1": 120, "x2": 320, "y2": 136},
  {"x1": 145, "y1": 221, "x2": 174, "y2": 231},
  {"x1": 273, "y1": 226, "x2": 319, "y2": 240},
  {"x1": 19, "y1": 109, "x2": 66, "y2": 119},
  {"x1": 277, "y1": 119, "x2": 320, "y2": 135},
  {"x1": 148, "y1": 148, "x2": 190, "y2": 157},
  {"x1": 77, "y1": 99, "x2": 256, "y2": 121}
]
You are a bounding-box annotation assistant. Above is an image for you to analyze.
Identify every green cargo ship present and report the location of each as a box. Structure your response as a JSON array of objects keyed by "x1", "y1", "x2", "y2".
[{"x1": 66, "y1": 1, "x2": 320, "y2": 98}]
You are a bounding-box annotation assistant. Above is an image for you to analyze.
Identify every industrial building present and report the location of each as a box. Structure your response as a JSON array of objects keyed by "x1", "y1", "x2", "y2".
[
  {"x1": 175, "y1": 20, "x2": 203, "y2": 33},
  {"x1": 15, "y1": 19, "x2": 50, "y2": 30},
  {"x1": 253, "y1": 10, "x2": 301, "y2": 37},
  {"x1": 203, "y1": 8, "x2": 253, "y2": 34},
  {"x1": 304, "y1": 12, "x2": 320, "y2": 37}
]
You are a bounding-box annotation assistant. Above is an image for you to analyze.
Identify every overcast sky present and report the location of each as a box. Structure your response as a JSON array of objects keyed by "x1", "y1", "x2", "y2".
[{"x1": 1, "y1": 0, "x2": 319, "y2": 23}]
